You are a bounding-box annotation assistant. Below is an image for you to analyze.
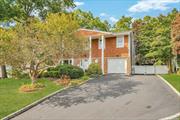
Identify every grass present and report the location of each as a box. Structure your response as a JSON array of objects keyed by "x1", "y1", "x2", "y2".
[
  {"x1": 161, "y1": 74, "x2": 180, "y2": 92},
  {"x1": 0, "y1": 78, "x2": 63, "y2": 119}
]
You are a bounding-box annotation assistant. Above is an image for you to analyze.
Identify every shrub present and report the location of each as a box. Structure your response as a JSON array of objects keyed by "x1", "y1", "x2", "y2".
[
  {"x1": 41, "y1": 64, "x2": 84, "y2": 79},
  {"x1": 48, "y1": 71, "x2": 59, "y2": 78},
  {"x1": 41, "y1": 72, "x2": 49, "y2": 77},
  {"x1": 86, "y1": 63, "x2": 102, "y2": 77},
  {"x1": 80, "y1": 76, "x2": 89, "y2": 81}
]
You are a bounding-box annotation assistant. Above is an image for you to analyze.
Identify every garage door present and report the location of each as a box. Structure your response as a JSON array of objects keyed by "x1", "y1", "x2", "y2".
[{"x1": 107, "y1": 58, "x2": 127, "y2": 73}]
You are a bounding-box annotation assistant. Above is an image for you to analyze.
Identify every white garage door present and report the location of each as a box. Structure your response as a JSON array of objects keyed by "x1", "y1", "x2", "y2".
[{"x1": 107, "y1": 58, "x2": 127, "y2": 73}]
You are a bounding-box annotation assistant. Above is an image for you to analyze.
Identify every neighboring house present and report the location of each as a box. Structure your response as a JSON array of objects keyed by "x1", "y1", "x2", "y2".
[{"x1": 62, "y1": 29, "x2": 134, "y2": 75}]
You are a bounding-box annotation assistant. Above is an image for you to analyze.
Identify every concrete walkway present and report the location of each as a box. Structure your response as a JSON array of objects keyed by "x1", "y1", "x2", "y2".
[{"x1": 12, "y1": 74, "x2": 180, "y2": 120}]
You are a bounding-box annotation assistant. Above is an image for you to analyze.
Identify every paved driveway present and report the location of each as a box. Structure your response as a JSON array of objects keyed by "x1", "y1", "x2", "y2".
[{"x1": 12, "y1": 74, "x2": 180, "y2": 120}]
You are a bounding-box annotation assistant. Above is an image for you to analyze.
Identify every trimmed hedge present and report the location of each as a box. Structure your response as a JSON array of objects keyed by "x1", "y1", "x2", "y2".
[{"x1": 41, "y1": 64, "x2": 84, "y2": 79}]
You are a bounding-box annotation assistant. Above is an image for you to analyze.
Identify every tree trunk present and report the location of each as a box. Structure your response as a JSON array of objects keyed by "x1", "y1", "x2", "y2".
[
  {"x1": 31, "y1": 76, "x2": 36, "y2": 85},
  {"x1": 1, "y1": 65, "x2": 7, "y2": 78},
  {"x1": 167, "y1": 59, "x2": 173, "y2": 73},
  {"x1": 29, "y1": 70, "x2": 38, "y2": 85}
]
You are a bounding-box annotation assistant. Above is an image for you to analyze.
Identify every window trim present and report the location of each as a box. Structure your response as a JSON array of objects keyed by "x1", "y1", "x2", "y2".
[{"x1": 116, "y1": 36, "x2": 124, "y2": 48}]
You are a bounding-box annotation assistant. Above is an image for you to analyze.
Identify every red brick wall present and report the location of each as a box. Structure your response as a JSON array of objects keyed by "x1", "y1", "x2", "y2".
[
  {"x1": 91, "y1": 35, "x2": 131, "y2": 75},
  {"x1": 92, "y1": 35, "x2": 129, "y2": 58}
]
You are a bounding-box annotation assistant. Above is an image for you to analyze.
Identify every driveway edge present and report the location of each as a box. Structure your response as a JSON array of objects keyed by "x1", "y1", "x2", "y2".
[
  {"x1": 157, "y1": 75, "x2": 180, "y2": 96},
  {"x1": 157, "y1": 75, "x2": 180, "y2": 120},
  {"x1": 2, "y1": 79, "x2": 91, "y2": 120}
]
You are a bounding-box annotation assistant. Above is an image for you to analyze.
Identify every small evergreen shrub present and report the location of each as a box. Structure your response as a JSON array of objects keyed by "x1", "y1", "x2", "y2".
[
  {"x1": 41, "y1": 64, "x2": 84, "y2": 79},
  {"x1": 86, "y1": 63, "x2": 102, "y2": 77}
]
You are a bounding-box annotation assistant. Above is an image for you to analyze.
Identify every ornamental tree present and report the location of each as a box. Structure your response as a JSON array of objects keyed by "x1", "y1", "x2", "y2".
[{"x1": 9, "y1": 14, "x2": 87, "y2": 84}]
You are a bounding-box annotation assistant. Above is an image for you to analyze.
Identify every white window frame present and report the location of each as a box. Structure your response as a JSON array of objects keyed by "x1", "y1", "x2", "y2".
[
  {"x1": 116, "y1": 36, "x2": 124, "y2": 48},
  {"x1": 98, "y1": 38, "x2": 105, "y2": 49}
]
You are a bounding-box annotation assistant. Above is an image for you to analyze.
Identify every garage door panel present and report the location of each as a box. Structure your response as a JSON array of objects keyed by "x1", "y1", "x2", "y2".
[{"x1": 108, "y1": 58, "x2": 126, "y2": 73}]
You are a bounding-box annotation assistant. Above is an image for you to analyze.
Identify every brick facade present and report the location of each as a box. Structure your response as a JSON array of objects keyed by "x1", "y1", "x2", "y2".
[
  {"x1": 91, "y1": 35, "x2": 131, "y2": 75},
  {"x1": 73, "y1": 29, "x2": 132, "y2": 75}
]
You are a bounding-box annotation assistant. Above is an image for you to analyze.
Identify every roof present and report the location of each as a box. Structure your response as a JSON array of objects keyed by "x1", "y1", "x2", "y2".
[{"x1": 77, "y1": 28, "x2": 132, "y2": 39}]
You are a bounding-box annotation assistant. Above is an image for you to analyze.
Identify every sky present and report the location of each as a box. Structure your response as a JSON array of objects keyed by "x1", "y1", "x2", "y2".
[{"x1": 74, "y1": 0, "x2": 180, "y2": 24}]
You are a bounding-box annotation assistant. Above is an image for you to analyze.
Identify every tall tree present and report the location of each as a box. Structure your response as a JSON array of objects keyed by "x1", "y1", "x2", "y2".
[
  {"x1": 171, "y1": 13, "x2": 180, "y2": 56},
  {"x1": 73, "y1": 9, "x2": 111, "y2": 31},
  {"x1": 0, "y1": 0, "x2": 75, "y2": 22},
  {"x1": 0, "y1": 28, "x2": 14, "y2": 78},
  {"x1": 112, "y1": 16, "x2": 132, "y2": 32},
  {"x1": 171, "y1": 12, "x2": 180, "y2": 71},
  {"x1": 133, "y1": 9, "x2": 178, "y2": 70},
  {"x1": 0, "y1": 0, "x2": 75, "y2": 78}
]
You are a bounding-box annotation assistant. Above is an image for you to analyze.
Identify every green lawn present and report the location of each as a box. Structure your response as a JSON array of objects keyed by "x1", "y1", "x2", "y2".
[
  {"x1": 161, "y1": 74, "x2": 180, "y2": 92},
  {"x1": 0, "y1": 78, "x2": 63, "y2": 119}
]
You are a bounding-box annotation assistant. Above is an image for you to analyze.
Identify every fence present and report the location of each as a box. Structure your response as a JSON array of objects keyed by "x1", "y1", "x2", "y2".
[{"x1": 132, "y1": 65, "x2": 168, "y2": 74}]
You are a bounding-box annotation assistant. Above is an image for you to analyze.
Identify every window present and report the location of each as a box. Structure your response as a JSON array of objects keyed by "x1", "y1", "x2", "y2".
[
  {"x1": 98, "y1": 39, "x2": 105, "y2": 49},
  {"x1": 116, "y1": 36, "x2": 124, "y2": 48},
  {"x1": 62, "y1": 60, "x2": 72, "y2": 65}
]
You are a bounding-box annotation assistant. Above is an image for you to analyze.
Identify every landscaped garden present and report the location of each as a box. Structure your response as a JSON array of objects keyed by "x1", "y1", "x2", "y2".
[
  {"x1": 161, "y1": 74, "x2": 180, "y2": 92},
  {"x1": 0, "y1": 63, "x2": 102, "y2": 119}
]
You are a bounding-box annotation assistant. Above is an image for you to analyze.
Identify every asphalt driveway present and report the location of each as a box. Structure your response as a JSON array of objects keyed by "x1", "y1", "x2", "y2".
[{"x1": 12, "y1": 74, "x2": 180, "y2": 120}]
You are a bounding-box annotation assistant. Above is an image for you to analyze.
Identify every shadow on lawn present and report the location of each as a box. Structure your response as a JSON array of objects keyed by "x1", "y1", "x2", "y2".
[{"x1": 42, "y1": 74, "x2": 142, "y2": 108}]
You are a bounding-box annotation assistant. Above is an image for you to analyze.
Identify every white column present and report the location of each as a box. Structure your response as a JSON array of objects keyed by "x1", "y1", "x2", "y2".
[
  {"x1": 89, "y1": 36, "x2": 92, "y2": 64},
  {"x1": 101, "y1": 35, "x2": 105, "y2": 74}
]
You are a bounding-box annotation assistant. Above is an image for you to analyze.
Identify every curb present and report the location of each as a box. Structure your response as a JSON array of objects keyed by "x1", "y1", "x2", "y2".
[
  {"x1": 157, "y1": 75, "x2": 180, "y2": 96},
  {"x1": 2, "y1": 79, "x2": 91, "y2": 120},
  {"x1": 159, "y1": 112, "x2": 180, "y2": 120},
  {"x1": 157, "y1": 75, "x2": 180, "y2": 120}
]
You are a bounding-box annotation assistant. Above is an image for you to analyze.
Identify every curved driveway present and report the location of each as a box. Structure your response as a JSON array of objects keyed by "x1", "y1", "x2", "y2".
[{"x1": 12, "y1": 74, "x2": 180, "y2": 120}]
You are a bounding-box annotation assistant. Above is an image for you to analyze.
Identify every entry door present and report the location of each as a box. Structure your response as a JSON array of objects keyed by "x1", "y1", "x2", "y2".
[{"x1": 108, "y1": 58, "x2": 126, "y2": 73}]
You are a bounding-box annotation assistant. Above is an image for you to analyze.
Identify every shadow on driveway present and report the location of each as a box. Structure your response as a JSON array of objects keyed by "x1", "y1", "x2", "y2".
[{"x1": 42, "y1": 74, "x2": 142, "y2": 108}]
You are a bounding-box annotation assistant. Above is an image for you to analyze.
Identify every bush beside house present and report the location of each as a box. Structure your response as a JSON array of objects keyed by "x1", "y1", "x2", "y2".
[
  {"x1": 86, "y1": 63, "x2": 102, "y2": 77},
  {"x1": 41, "y1": 64, "x2": 84, "y2": 79}
]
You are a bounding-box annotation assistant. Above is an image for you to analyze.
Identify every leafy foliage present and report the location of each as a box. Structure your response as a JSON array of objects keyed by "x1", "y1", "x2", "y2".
[
  {"x1": 1, "y1": 13, "x2": 86, "y2": 83},
  {"x1": 171, "y1": 13, "x2": 180, "y2": 55},
  {"x1": 112, "y1": 16, "x2": 132, "y2": 32},
  {"x1": 86, "y1": 63, "x2": 102, "y2": 77},
  {"x1": 43, "y1": 64, "x2": 84, "y2": 79},
  {"x1": 73, "y1": 9, "x2": 111, "y2": 31},
  {"x1": 133, "y1": 9, "x2": 178, "y2": 66},
  {"x1": 0, "y1": 0, "x2": 75, "y2": 21}
]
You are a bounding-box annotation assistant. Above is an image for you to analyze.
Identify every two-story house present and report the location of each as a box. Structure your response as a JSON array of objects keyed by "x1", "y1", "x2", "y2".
[{"x1": 62, "y1": 28, "x2": 134, "y2": 75}]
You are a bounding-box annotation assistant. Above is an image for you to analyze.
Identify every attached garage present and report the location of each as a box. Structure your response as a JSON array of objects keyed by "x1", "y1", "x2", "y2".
[{"x1": 107, "y1": 58, "x2": 127, "y2": 74}]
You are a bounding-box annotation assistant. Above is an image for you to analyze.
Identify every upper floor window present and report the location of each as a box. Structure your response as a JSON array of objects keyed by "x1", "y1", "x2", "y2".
[
  {"x1": 98, "y1": 38, "x2": 105, "y2": 49},
  {"x1": 116, "y1": 36, "x2": 124, "y2": 48}
]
